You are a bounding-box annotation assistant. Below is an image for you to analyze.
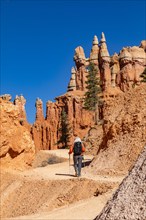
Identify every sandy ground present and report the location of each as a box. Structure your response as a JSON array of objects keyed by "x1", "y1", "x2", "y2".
[{"x1": 1, "y1": 150, "x2": 125, "y2": 220}]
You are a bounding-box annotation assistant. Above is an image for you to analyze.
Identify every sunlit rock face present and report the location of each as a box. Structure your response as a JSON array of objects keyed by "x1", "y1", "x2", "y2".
[
  {"x1": 31, "y1": 91, "x2": 95, "y2": 151},
  {"x1": 117, "y1": 45, "x2": 145, "y2": 91},
  {"x1": 0, "y1": 96, "x2": 35, "y2": 169},
  {"x1": 31, "y1": 35, "x2": 146, "y2": 151},
  {"x1": 4, "y1": 34, "x2": 145, "y2": 152},
  {"x1": 94, "y1": 145, "x2": 146, "y2": 220}
]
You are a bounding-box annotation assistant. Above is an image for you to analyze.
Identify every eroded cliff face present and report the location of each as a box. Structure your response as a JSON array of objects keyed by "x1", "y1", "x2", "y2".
[
  {"x1": 31, "y1": 91, "x2": 95, "y2": 150},
  {"x1": 87, "y1": 84, "x2": 146, "y2": 175},
  {"x1": 0, "y1": 95, "x2": 35, "y2": 169}
]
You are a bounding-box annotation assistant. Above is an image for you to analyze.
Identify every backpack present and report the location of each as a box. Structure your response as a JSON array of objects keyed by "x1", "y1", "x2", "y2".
[{"x1": 73, "y1": 142, "x2": 82, "y2": 155}]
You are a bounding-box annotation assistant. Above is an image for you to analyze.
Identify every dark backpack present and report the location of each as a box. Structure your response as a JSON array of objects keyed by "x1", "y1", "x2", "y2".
[{"x1": 73, "y1": 142, "x2": 82, "y2": 155}]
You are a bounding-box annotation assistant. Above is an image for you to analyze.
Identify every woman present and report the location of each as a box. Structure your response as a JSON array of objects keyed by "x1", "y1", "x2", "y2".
[{"x1": 69, "y1": 136, "x2": 85, "y2": 177}]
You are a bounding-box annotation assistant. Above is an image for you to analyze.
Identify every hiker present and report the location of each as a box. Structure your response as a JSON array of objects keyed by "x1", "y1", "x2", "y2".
[{"x1": 68, "y1": 136, "x2": 85, "y2": 177}]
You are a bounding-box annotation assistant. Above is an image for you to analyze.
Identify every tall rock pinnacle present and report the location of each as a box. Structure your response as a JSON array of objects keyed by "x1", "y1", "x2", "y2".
[
  {"x1": 35, "y1": 98, "x2": 44, "y2": 122},
  {"x1": 14, "y1": 95, "x2": 27, "y2": 121},
  {"x1": 100, "y1": 32, "x2": 106, "y2": 43},
  {"x1": 99, "y1": 32, "x2": 111, "y2": 90},
  {"x1": 67, "y1": 67, "x2": 77, "y2": 92},
  {"x1": 93, "y1": 35, "x2": 99, "y2": 45},
  {"x1": 90, "y1": 35, "x2": 99, "y2": 65},
  {"x1": 74, "y1": 46, "x2": 86, "y2": 67},
  {"x1": 100, "y1": 32, "x2": 110, "y2": 58},
  {"x1": 74, "y1": 46, "x2": 88, "y2": 91}
]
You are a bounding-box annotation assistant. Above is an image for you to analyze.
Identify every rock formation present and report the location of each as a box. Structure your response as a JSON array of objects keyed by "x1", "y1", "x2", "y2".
[
  {"x1": 14, "y1": 95, "x2": 27, "y2": 122},
  {"x1": 99, "y1": 32, "x2": 111, "y2": 90},
  {"x1": 1, "y1": 34, "x2": 145, "y2": 155},
  {"x1": 117, "y1": 46, "x2": 145, "y2": 91},
  {"x1": 87, "y1": 84, "x2": 146, "y2": 175},
  {"x1": 73, "y1": 46, "x2": 88, "y2": 91},
  {"x1": 90, "y1": 35, "x2": 99, "y2": 66},
  {"x1": 67, "y1": 67, "x2": 76, "y2": 92},
  {"x1": 31, "y1": 91, "x2": 95, "y2": 150},
  {"x1": 110, "y1": 53, "x2": 120, "y2": 87},
  {"x1": 35, "y1": 98, "x2": 44, "y2": 122},
  {"x1": 0, "y1": 96, "x2": 35, "y2": 169},
  {"x1": 31, "y1": 35, "x2": 146, "y2": 151},
  {"x1": 94, "y1": 145, "x2": 146, "y2": 220}
]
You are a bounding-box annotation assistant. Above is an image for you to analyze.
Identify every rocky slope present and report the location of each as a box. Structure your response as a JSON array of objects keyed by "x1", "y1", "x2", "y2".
[
  {"x1": 94, "y1": 145, "x2": 146, "y2": 220},
  {"x1": 0, "y1": 95, "x2": 35, "y2": 169},
  {"x1": 87, "y1": 84, "x2": 146, "y2": 175}
]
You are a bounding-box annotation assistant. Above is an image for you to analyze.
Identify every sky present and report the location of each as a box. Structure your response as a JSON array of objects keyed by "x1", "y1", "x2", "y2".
[{"x1": 1, "y1": 0, "x2": 146, "y2": 124}]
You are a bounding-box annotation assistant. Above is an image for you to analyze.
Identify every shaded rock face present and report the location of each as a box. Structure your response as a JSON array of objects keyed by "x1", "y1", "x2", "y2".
[
  {"x1": 88, "y1": 85, "x2": 146, "y2": 175},
  {"x1": 94, "y1": 145, "x2": 146, "y2": 220},
  {"x1": 0, "y1": 97, "x2": 35, "y2": 169}
]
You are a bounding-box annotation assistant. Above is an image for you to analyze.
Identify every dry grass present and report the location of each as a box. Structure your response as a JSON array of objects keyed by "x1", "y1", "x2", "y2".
[{"x1": 32, "y1": 151, "x2": 67, "y2": 168}]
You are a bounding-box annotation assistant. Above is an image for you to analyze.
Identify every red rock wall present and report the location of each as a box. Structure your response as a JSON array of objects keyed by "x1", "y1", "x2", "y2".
[
  {"x1": 30, "y1": 36, "x2": 146, "y2": 151},
  {"x1": 0, "y1": 96, "x2": 35, "y2": 169},
  {"x1": 31, "y1": 91, "x2": 95, "y2": 150}
]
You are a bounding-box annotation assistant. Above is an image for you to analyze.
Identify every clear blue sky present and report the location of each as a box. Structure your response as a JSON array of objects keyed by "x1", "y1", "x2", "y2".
[{"x1": 1, "y1": 0, "x2": 146, "y2": 124}]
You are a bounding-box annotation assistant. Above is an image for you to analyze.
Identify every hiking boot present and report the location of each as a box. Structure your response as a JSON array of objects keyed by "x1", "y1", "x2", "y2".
[{"x1": 75, "y1": 172, "x2": 78, "y2": 177}]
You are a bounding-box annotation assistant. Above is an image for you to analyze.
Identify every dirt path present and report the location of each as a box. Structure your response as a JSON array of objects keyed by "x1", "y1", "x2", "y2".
[
  {"x1": 1, "y1": 150, "x2": 125, "y2": 220},
  {"x1": 19, "y1": 149, "x2": 124, "y2": 182},
  {"x1": 5, "y1": 192, "x2": 112, "y2": 220}
]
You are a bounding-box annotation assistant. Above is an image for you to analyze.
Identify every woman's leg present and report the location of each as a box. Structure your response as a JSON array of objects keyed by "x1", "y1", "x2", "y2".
[
  {"x1": 73, "y1": 155, "x2": 78, "y2": 176},
  {"x1": 78, "y1": 155, "x2": 82, "y2": 176}
]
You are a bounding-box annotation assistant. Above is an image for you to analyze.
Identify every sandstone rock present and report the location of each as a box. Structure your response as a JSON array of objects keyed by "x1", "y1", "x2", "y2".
[
  {"x1": 99, "y1": 32, "x2": 110, "y2": 60},
  {"x1": 0, "y1": 97, "x2": 35, "y2": 169},
  {"x1": 84, "y1": 125, "x2": 104, "y2": 156},
  {"x1": 67, "y1": 67, "x2": 76, "y2": 92},
  {"x1": 90, "y1": 35, "x2": 99, "y2": 65},
  {"x1": 0, "y1": 94, "x2": 12, "y2": 101},
  {"x1": 99, "y1": 32, "x2": 111, "y2": 90},
  {"x1": 140, "y1": 40, "x2": 146, "y2": 52},
  {"x1": 88, "y1": 85, "x2": 146, "y2": 175},
  {"x1": 94, "y1": 145, "x2": 146, "y2": 220},
  {"x1": 35, "y1": 98, "x2": 44, "y2": 122},
  {"x1": 31, "y1": 36, "x2": 146, "y2": 152},
  {"x1": 117, "y1": 46, "x2": 145, "y2": 91},
  {"x1": 110, "y1": 53, "x2": 120, "y2": 87},
  {"x1": 73, "y1": 46, "x2": 88, "y2": 91},
  {"x1": 73, "y1": 46, "x2": 86, "y2": 67},
  {"x1": 31, "y1": 90, "x2": 96, "y2": 151}
]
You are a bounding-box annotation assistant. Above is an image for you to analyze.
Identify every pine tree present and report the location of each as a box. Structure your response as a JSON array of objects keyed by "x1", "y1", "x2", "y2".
[
  {"x1": 140, "y1": 68, "x2": 146, "y2": 82},
  {"x1": 57, "y1": 109, "x2": 72, "y2": 149},
  {"x1": 84, "y1": 62, "x2": 102, "y2": 111}
]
